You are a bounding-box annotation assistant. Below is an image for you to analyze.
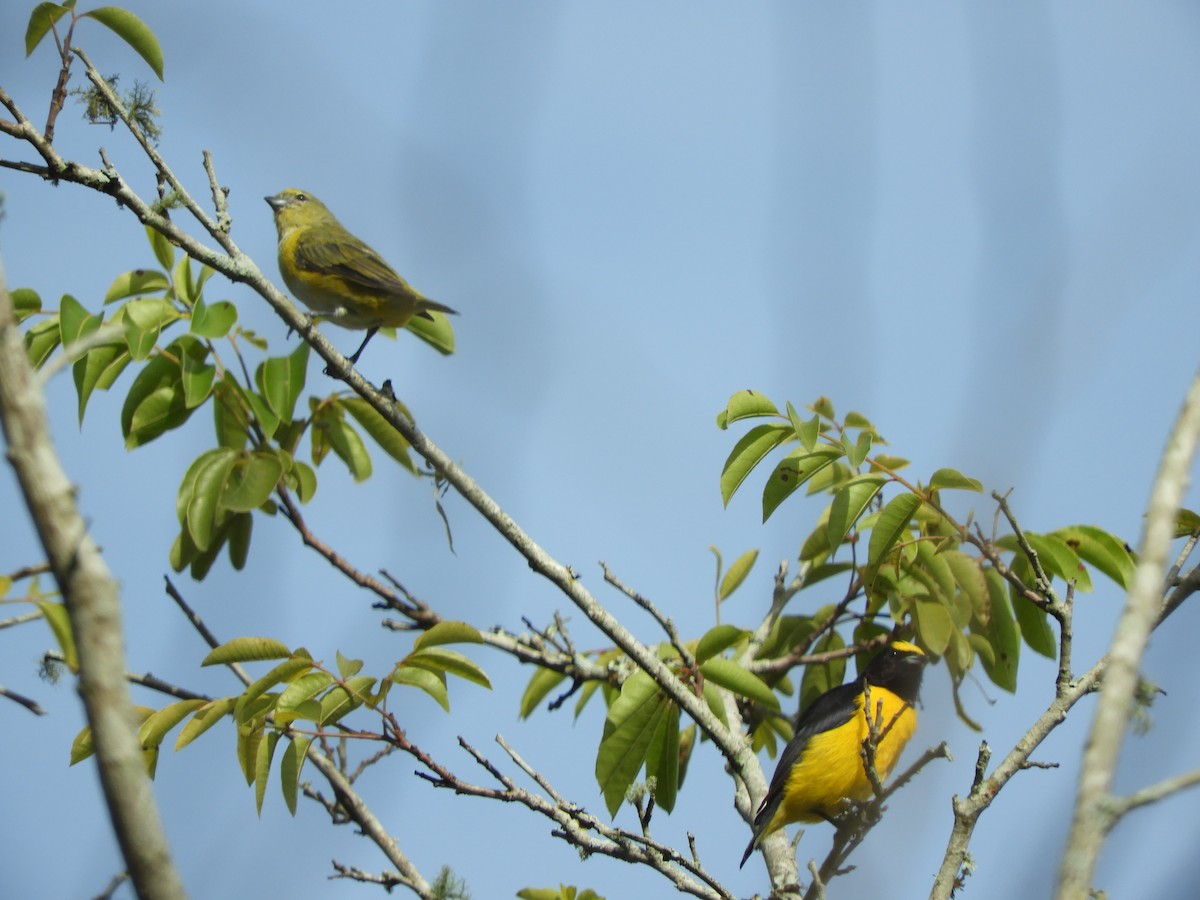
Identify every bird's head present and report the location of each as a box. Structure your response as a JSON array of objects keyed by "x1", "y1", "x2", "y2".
[
  {"x1": 264, "y1": 189, "x2": 334, "y2": 234},
  {"x1": 864, "y1": 640, "x2": 928, "y2": 702}
]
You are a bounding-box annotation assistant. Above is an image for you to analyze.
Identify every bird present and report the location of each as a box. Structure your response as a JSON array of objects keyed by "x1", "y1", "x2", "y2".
[
  {"x1": 264, "y1": 188, "x2": 457, "y2": 366},
  {"x1": 739, "y1": 640, "x2": 928, "y2": 868}
]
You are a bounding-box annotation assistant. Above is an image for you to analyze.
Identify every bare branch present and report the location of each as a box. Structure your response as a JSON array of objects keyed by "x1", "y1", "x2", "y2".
[
  {"x1": 603, "y1": 561, "x2": 694, "y2": 668},
  {"x1": 1111, "y1": 767, "x2": 1200, "y2": 817},
  {"x1": 1058, "y1": 368, "x2": 1200, "y2": 898},
  {"x1": 0, "y1": 684, "x2": 46, "y2": 715},
  {"x1": 406, "y1": 732, "x2": 734, "y2": 900}
]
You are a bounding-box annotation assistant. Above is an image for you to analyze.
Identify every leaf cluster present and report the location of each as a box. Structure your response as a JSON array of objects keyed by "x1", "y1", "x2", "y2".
[
  {"x1": 63, "y1": 622, "x2": 490, "y2": 815},
  {"x1": 17, "y1": 227, "x2": 440, "y2": 580}
]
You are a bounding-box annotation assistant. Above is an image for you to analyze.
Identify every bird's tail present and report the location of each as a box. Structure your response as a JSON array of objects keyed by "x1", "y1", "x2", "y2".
[{"x1": 416, "y1": 297, "x2": 459, "y2": 319}]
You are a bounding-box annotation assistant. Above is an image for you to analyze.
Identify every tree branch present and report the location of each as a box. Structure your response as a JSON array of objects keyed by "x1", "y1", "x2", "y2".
[
  {"x1": 1057, "y1": 368, "x2": 1200, "y2": 898},
  {"x1": 0, "y1": 261, "x2": 185, "y2": 897}
]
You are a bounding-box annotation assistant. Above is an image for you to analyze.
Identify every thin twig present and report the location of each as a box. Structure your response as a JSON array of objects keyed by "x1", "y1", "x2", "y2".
[
  {"x1": 0, "y1": 685, "x2": 46, "y2": 715},
  {"x1": 603, "y1": 562, "x2": 694, "y2": 668}
]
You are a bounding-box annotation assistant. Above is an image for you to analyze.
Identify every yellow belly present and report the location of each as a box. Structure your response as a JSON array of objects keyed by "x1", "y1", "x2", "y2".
[{"x1": 771, "y1": 688, "x2": 916, "y2": 830}]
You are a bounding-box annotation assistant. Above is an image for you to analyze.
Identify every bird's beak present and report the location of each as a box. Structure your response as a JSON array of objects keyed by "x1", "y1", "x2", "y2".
[{"x1": 264, "y1": 193, "x2": 286, "y2": 212}]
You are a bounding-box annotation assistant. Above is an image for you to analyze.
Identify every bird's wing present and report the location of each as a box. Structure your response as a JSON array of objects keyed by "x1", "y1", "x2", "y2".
[
  {"x1": 765, "y1": 681, "x2": 862, "y2": 797},
  {"x1": 294, "y1": 230, "x2": 413, "y2": 295},
  {"x1": 741, "y1": 678, "x2": 865, "y2": 867}
]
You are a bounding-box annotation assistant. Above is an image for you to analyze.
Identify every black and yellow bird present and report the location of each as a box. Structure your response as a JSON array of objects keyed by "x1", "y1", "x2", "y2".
[{"x1": 740, "y1": 640, "x2": 928, "y2": 868}]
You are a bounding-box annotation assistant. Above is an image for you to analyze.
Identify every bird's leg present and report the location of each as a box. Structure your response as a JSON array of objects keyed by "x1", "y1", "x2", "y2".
[
  {"x1": 287, "y1": 312, "x2": 317, "y2": 340},
  {"x1": 346, "y1": 326, "x2": 379, "y2": 365}
]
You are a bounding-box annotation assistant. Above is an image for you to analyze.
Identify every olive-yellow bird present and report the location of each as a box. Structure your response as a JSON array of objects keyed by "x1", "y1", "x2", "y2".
[
  {"x1": 265, "y1": 188, "x2": 457, "y2": 365},
  {"x1": 740, "y1": 640, "x2": 927, "y2": 868}
]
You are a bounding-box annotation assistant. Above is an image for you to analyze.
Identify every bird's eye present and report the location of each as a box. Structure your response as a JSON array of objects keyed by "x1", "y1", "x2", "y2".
[{"x1": 295, "y1": 193, "x2": 307, "y2": 202}]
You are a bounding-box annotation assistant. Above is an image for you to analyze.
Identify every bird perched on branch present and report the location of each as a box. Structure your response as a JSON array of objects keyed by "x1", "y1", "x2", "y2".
[
  {"x1": 740, "y1": 640, "x2": 928, "y2": 868},
  {"x1": 265, "y1": 188, "x2": 457, "y2": 366}
]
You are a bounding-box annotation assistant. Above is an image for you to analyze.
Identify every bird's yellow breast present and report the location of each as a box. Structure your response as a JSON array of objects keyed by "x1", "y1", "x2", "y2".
[
  {"x1": 275, "y1": 229, "x2": 423, "y2": 330},
  {"x1": 769, "y1": 686, "x2": 917, "y2": 831}
]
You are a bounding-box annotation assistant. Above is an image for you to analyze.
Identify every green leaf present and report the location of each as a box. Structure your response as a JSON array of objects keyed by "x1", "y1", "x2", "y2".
[
  {"x1": 644, "y1": 698, "x2": 680, "y2": 812},
  {"x1": 190, "y1": 296, "x2": 238, "y2": 339},
  {"x1": 1053, "y1": 525, "x2": 1136, "y2": 590},
  {"x1": 202, "y1": 636, "x2": 292, "y2": 666},
  {"x1": 120, "y1": 347, "x2": 193, "y2": 448},
  {"x1": 720, "y1": 423, "x2": 791, "y2": 507},
  {"x1": 943, "y1": 550, "x2": 989, "y2": 626},
  {"x1": 35, "y1": 600, "x2": 77, "y2": 671},
  {"x1": 180, "y1": 343, "x2": 216, "y2": 408},
  {"x1": 146, "y1": 226, "x2": 174, "y2": 270},
  {"x1": 519, "y1": 666, "x2": 568, "y2": 718},
  {"x1": 256, "y1": 343, "x2": 309, "y2": 423},
  {"x1": 335, "y1": 651, "x2": 363, "y2": 680},
  {"x1": 405, "y1": 311, "x2": 456, "y2": 355},
  {"x1": 12, "y1": 287, "x2": 42, "y2": 322},
  {"x1": 761, "y1": 446, "x2": 845, "y2": 522},
  {"x1": 212, "y1": 378, "x2": 249, "y2": 449},
  {"x1": 870, "y1": 454, "x2": 911, "y2": 474},
  {"x1": 276, "y1": 671, "x2": 334, "y2": 714},
  {"x1": 844, "y1": 411, "x2": 874, "y2": 430},
  {"x1": 915, "y1": 539, "x2": 956, "y2": 601},
  {"x1": 786, "y1": 402, "x2": 820, "y2": 452},
  {"x1": 59, "y1": 294, "x2": 100, "y2": 349},
  {"x1": 595, "y1": 670, "x2": 667, "y2": 816},
  {"x1": 73, "y1": 340, "x2": 128, "y2": 425},
  {"x1": 70, "y1": 724, "x2": 94, "y2": 765},
  {"x1": 698, "y1": 657, "x2": 778, "y2": 708},
  {"x1": 929, "y1": 468, "x2": 983, "y2": 492},
  {"x1": 1026, "y1": 531, "x2": 1094, "y2": 593},
  {"x1": 175, "y1": 697, "x2": 236, "y2": 750},
  {"x1": 1009, "y1": 557, "x2": 1056, "y2": 659},
  {"x1": 138, "y1": 699, "x2": 206, "y2": 749},
  {"x1": 413, "y1": 621, "x2": 483, "y2": 650},
  {"x1": 186, "y1": 447, "x2": 237, "y2": 550},
  {"x1": 245, "y1": 386, "x2": 280, "y2": 440},
  {"x1": 912, "y1": 597, "x2": 954, "y2": 656},
  {"x1": 82, "y1": 7, "x2": 165, "y2": 79},
  {"x1": 234, "y1": 656, "x2": 314, "y2": 723},
  {"x1": 391, "y1": 664, "x2": 450, "y2": 712},
  {"x1": 407, "y1": 648, "x2": 492, "y2": 689},
  {"x1": 319, "y1": 407, "x2": 372, "y2": 482},
  {"x1": 978, "y1": 569, "x2": 1019, "y2": 691},
  {"x1": 318, "y1": 675, "x2": 376, "y2": 725},
  {"x1": 718, "y1": 549, "x2": 758, "y2": 602},
  {"x1": 701, "y1": 680, "x2": 730, "y2": 729},
  {"x1": 254, "y1": 731, "x2": 280, "y2": 815},
  {"x1": 694, "y1": 624, "x2": 746, "y2": 663},
  {"x1": 24, "y1": 3, "x2": 70, "y2": 56},
  {"x1": 172, "y1": 256, "x2": 195, "y2": 306},
  {"x1": 221, "y1": 451, "x2": 284, "y2": 512},
  {"x1": 810, "y1": 396, "x2": 835, "y2": 420},
  {"x1": 279, "y1": 734, "x2": 312, "y2": 816},
  {"x1": 867, "y1": 492, "x2": 922, "y2": 569},
  {"x1": 827, "y1": 474, "x2": 887, "y2": 551},
  {"x1": 105, "y1": 269, "x2": 170, "y2": 304},
  {"x1": 845, "y1": 430, "x2": 873, "y2": 467},
  {"x1": 288, "y1": 459, "x2": 317, "y2": 503},
  {"x1": 715, "y1": 390, "x2": 781, "y2": 430},
  {"x1": 121, "y1": 296, "x2": 179, "y2": 360},
  {"x1": 1175, "y1": 508, "x2": 1200, "y2": 538},
  {"x1": 342, "y1": 396, "x2": 416, "y2": 473},
  {"x1": 25, "y1": 316, "x2": 62, "y2": 367}
]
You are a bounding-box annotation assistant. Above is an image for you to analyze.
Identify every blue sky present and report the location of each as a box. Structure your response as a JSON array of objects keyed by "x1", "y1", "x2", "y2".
[{"x1": 3, "y1": 3, "x2": 1200, "y2": 898}]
